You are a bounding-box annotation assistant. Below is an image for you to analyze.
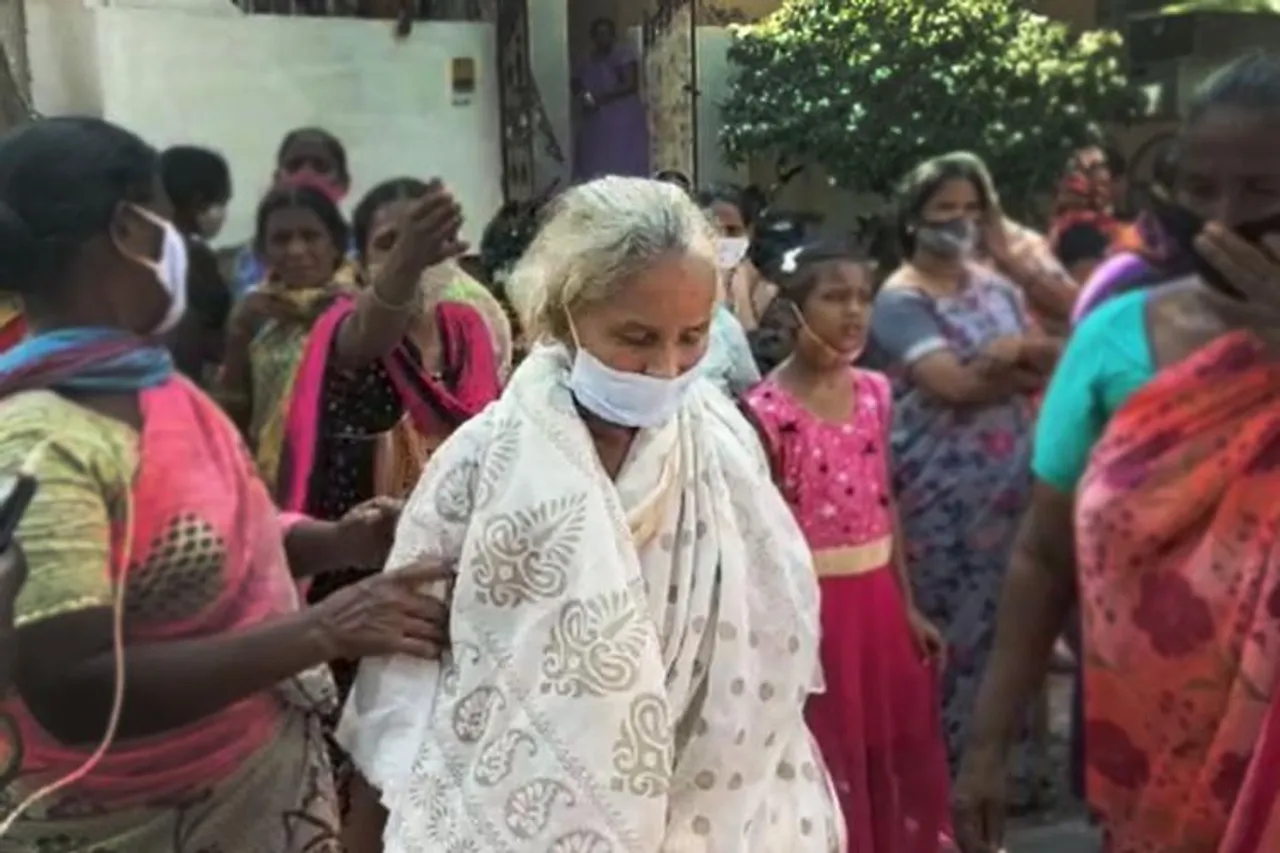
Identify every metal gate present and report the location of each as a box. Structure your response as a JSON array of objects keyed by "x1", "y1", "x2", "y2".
[
  {"x1": 495, "y1": 0, "x2": 536, "y2": 202},
  {"x1": 642, "y1": 0, "x2": 698, "y2": 183}
]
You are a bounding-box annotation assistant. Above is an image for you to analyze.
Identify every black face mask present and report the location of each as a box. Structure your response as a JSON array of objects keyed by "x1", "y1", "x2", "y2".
[{"x1": 1150, "y1": 196, "x2": 1280, "y2": 300}]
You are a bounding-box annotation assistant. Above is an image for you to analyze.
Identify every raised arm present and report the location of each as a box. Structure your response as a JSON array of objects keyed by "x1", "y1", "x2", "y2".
[
  {"x1": 985, "y1": 218, "x2": 1077, "y2": 335},
  {"x1": 330, "y1": 181, "x2": 467, "y2": 371}
]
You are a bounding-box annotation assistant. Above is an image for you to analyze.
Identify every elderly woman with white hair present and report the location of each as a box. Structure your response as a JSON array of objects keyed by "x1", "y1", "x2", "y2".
[{"x1": 337, "y1": 176, "x2": 844, "y2": 852}]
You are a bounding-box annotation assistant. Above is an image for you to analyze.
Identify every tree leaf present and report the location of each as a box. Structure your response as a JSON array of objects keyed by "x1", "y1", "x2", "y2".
[{"x1": 719, "y1": 0, "x2": 1146, "y2": 207}]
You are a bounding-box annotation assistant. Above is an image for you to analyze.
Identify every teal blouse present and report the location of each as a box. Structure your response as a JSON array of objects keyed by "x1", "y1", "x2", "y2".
[{"x1": 1032, "y1": 289, "x2": 1157, "y2": 492}]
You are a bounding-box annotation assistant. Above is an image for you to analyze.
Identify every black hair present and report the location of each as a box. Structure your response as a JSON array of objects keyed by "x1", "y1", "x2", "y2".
[
  {"x1": 773, "y1": 240, "x2": 870, "y2": 307},
  {"x1": 695, "y1": 184, "x2": 755, "y2": 228},
  {"x1": 740, "y1": 185, "x2": 767, "y2": 227},
  {"x1": 1152, "y1": 144, "x2": 1177, "y2": 192},
  {"x1": 159, "y1": 145, "x2": 231, "y2": 219},
  {"x1": 253, "y1": 184, "x2": 349, "y2": 258},
  {"x1": 275, "y1": 126, "x2": 349, "y2": 183},
  {"x1": 1187, "y1": 51, "x2": 1280, "y2": 127},
  {"x1": 653, "y1": 170, "x2": 692, "y2": 194},
  {"x1": 749, "y1": 240, "x2": 869, "y2": 374},
  {"x1": 894, "y1": 151, "x2": 995, "y2": 257},
  {"x1": 352, "y1": 177, "x2": 430, "y2": 261},
  {"x1": 590, "y1": 17, "x2": 615, "y2": 37},
  {"x1": 1054, "y1": 223, "x2": 1110, "y2": 268},
  {"x1": 479, "y1": 198, "x2": 542, "y2": 285},
  {"x1": 1103, "y1": 143, "x2": 1127, "y2": 179},
  {"x1": 0, "y1": 117, "x2": 158, "y2": 296}
]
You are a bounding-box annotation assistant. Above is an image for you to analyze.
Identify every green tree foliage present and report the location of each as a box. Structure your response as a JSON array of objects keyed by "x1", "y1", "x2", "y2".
[{"x1": 719, "y1": 0, "x2": 1146, "y2": 204}]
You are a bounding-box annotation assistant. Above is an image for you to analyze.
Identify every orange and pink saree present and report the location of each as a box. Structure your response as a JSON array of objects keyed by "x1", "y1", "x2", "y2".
[{"x1": 1076, "y1": 332, "x2": 1280, "y2": 852}]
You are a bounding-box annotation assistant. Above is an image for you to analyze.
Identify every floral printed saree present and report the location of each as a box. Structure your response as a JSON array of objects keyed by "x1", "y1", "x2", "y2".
[{"x1": 1076, "y1": 331, "x2": 1280, "y2": 852}]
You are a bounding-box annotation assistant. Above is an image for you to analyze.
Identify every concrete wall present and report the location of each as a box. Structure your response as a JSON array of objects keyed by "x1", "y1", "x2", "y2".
[
  {"x1": 26, "y1": 1, "x2": 503, "y2": 248},
  {"x1": 529, "y1": 0, "x2": 572, "y2": 191}
]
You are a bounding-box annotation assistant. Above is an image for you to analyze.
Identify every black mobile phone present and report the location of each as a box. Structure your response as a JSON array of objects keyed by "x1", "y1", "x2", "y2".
[{"x1": 0, "y1": 472, "x2": 37, "y2": 552}]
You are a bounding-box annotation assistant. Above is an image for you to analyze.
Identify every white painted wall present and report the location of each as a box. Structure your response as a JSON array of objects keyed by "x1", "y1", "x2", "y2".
[
  {"x1": 528, "y1": 0, "x2": 572, "y2": 191},
  {"x1": 694, "y1": 26, "x2": 746, "y2": 187},
  {"x1": 26, "y1": 2, "x2": 503, "y2": 248}
]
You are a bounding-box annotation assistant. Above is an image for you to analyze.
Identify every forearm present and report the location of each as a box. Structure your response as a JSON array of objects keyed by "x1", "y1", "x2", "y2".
[
  {"x1": 332, "y1": 260, "x2": 420, "y2": 371},
  {"x1": 22, "y1": 609, "x2": 329, "y2": 744},
  {"x1": 928, "y1": 369, "x2": 1027, "y2": 406},
  {"x1": 343, "y1": 772, "x2": 388, "y2": 853},
  {"x1": 888, "y1": 505, "x2": 916, "y2": 611},
  {"x1": 284, "y1": 518, "x2": 354, "y2": 578},
  {"x1": 1003, "y1": 258, "x2": 1076, "y2": 328},
  {"x1": 598, "y1": 83, "x2": 637, "y2": 104},
  {"x1": 214, "y1": 340, "x2": 253, "y2": 431},
  {"x1": 1019, "y1": 337, "x2": 1064, "y2": 374},
  {"x1": 966, "y1": 547, "x2": 1076, "y2": 749}
]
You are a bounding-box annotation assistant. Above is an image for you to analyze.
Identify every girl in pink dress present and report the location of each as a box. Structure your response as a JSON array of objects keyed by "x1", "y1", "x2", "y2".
[{"x1": 744, "y1": 243, "x2": 952, "y2": 853}]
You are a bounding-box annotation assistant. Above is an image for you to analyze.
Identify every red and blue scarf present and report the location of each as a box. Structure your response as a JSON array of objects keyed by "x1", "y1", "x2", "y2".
[{"x1": 0, "y1": 328, "x2": 173, "y2": 397}]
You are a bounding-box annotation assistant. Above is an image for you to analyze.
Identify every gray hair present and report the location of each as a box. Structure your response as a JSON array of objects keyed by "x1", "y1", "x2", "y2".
[{"x1": 507, "y1": 176, "x2": 717, "y2": 343}]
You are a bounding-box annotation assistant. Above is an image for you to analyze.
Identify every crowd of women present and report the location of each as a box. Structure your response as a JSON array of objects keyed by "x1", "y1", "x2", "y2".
[{"x1": 0, "y1": 47, "x2": 1277, "y2": 853}]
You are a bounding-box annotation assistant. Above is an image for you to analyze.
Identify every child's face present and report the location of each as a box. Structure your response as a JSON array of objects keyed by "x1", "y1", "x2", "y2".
[
  {"x1": 796, "y1": 260, "x2": 874, "y2": 365},
  {"x1": 1067, "y1": 258, "x2": 1101, "y2": 286}
]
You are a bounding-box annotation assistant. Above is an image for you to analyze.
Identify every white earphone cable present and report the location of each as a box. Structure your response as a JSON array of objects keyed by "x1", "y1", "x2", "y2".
[{"x1": 0, "y1": 438, "x2": 130, "y2": 837}]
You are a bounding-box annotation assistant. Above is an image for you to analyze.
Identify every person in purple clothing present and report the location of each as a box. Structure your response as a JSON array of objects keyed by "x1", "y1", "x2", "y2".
[
  {"x1": 1071, "y1": 148, "x2": 1189, "y2": 326},
  {"x1": 572, "y1": 17, "x2": 650, "y2": 180}
]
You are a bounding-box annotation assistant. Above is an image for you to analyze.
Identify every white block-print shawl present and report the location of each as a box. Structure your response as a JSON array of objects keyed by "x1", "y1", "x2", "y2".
[{"x1": 338, "y1": 345, "x2": 844, "y2": 853}]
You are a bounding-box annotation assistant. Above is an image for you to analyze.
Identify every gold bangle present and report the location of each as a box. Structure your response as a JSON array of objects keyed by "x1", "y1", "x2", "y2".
[{"x1": 368, "y1": 283, "x2": 418, "y2": 312}]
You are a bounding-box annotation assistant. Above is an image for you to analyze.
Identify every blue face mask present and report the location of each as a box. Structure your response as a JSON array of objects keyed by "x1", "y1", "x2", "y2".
[{"x1": 566, "y1": 338, "x2": 702, "y2": 429}]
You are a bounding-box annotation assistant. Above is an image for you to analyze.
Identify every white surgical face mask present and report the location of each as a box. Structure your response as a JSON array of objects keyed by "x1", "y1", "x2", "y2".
[
  {"x1": 565, "y1": 313, "x2": 702, "y2": 429},
  {"x1": 121, "y1": 205, "x2": 190, "y2": 335},
  {"x1": 715, "y1": 236, "x2": 750, "y2": 270}
]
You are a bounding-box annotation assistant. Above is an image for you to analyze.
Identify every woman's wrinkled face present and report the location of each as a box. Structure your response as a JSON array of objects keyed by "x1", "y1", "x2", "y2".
[
  {"x1": 1175, "y1": 105, "x2": 1280, "y2": 229},
  {"x1": 570, "y1": 250, "x2": 717, "y2": 378},
  {"x1": 363, "y1": 197, "x2": 412, "y2": 270},
  {"x1": 262, "y1": 205, "x2": 340, "y2": 290},
  {"x1": 797, "y1": 260, "x2": 874, "y2": 362},
  {"x1": 919, "y1": 177, "x2": 984, "y2": 226},
  {"x1": 708, "y1": 201, "x2": 748, "y2": 238}
]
